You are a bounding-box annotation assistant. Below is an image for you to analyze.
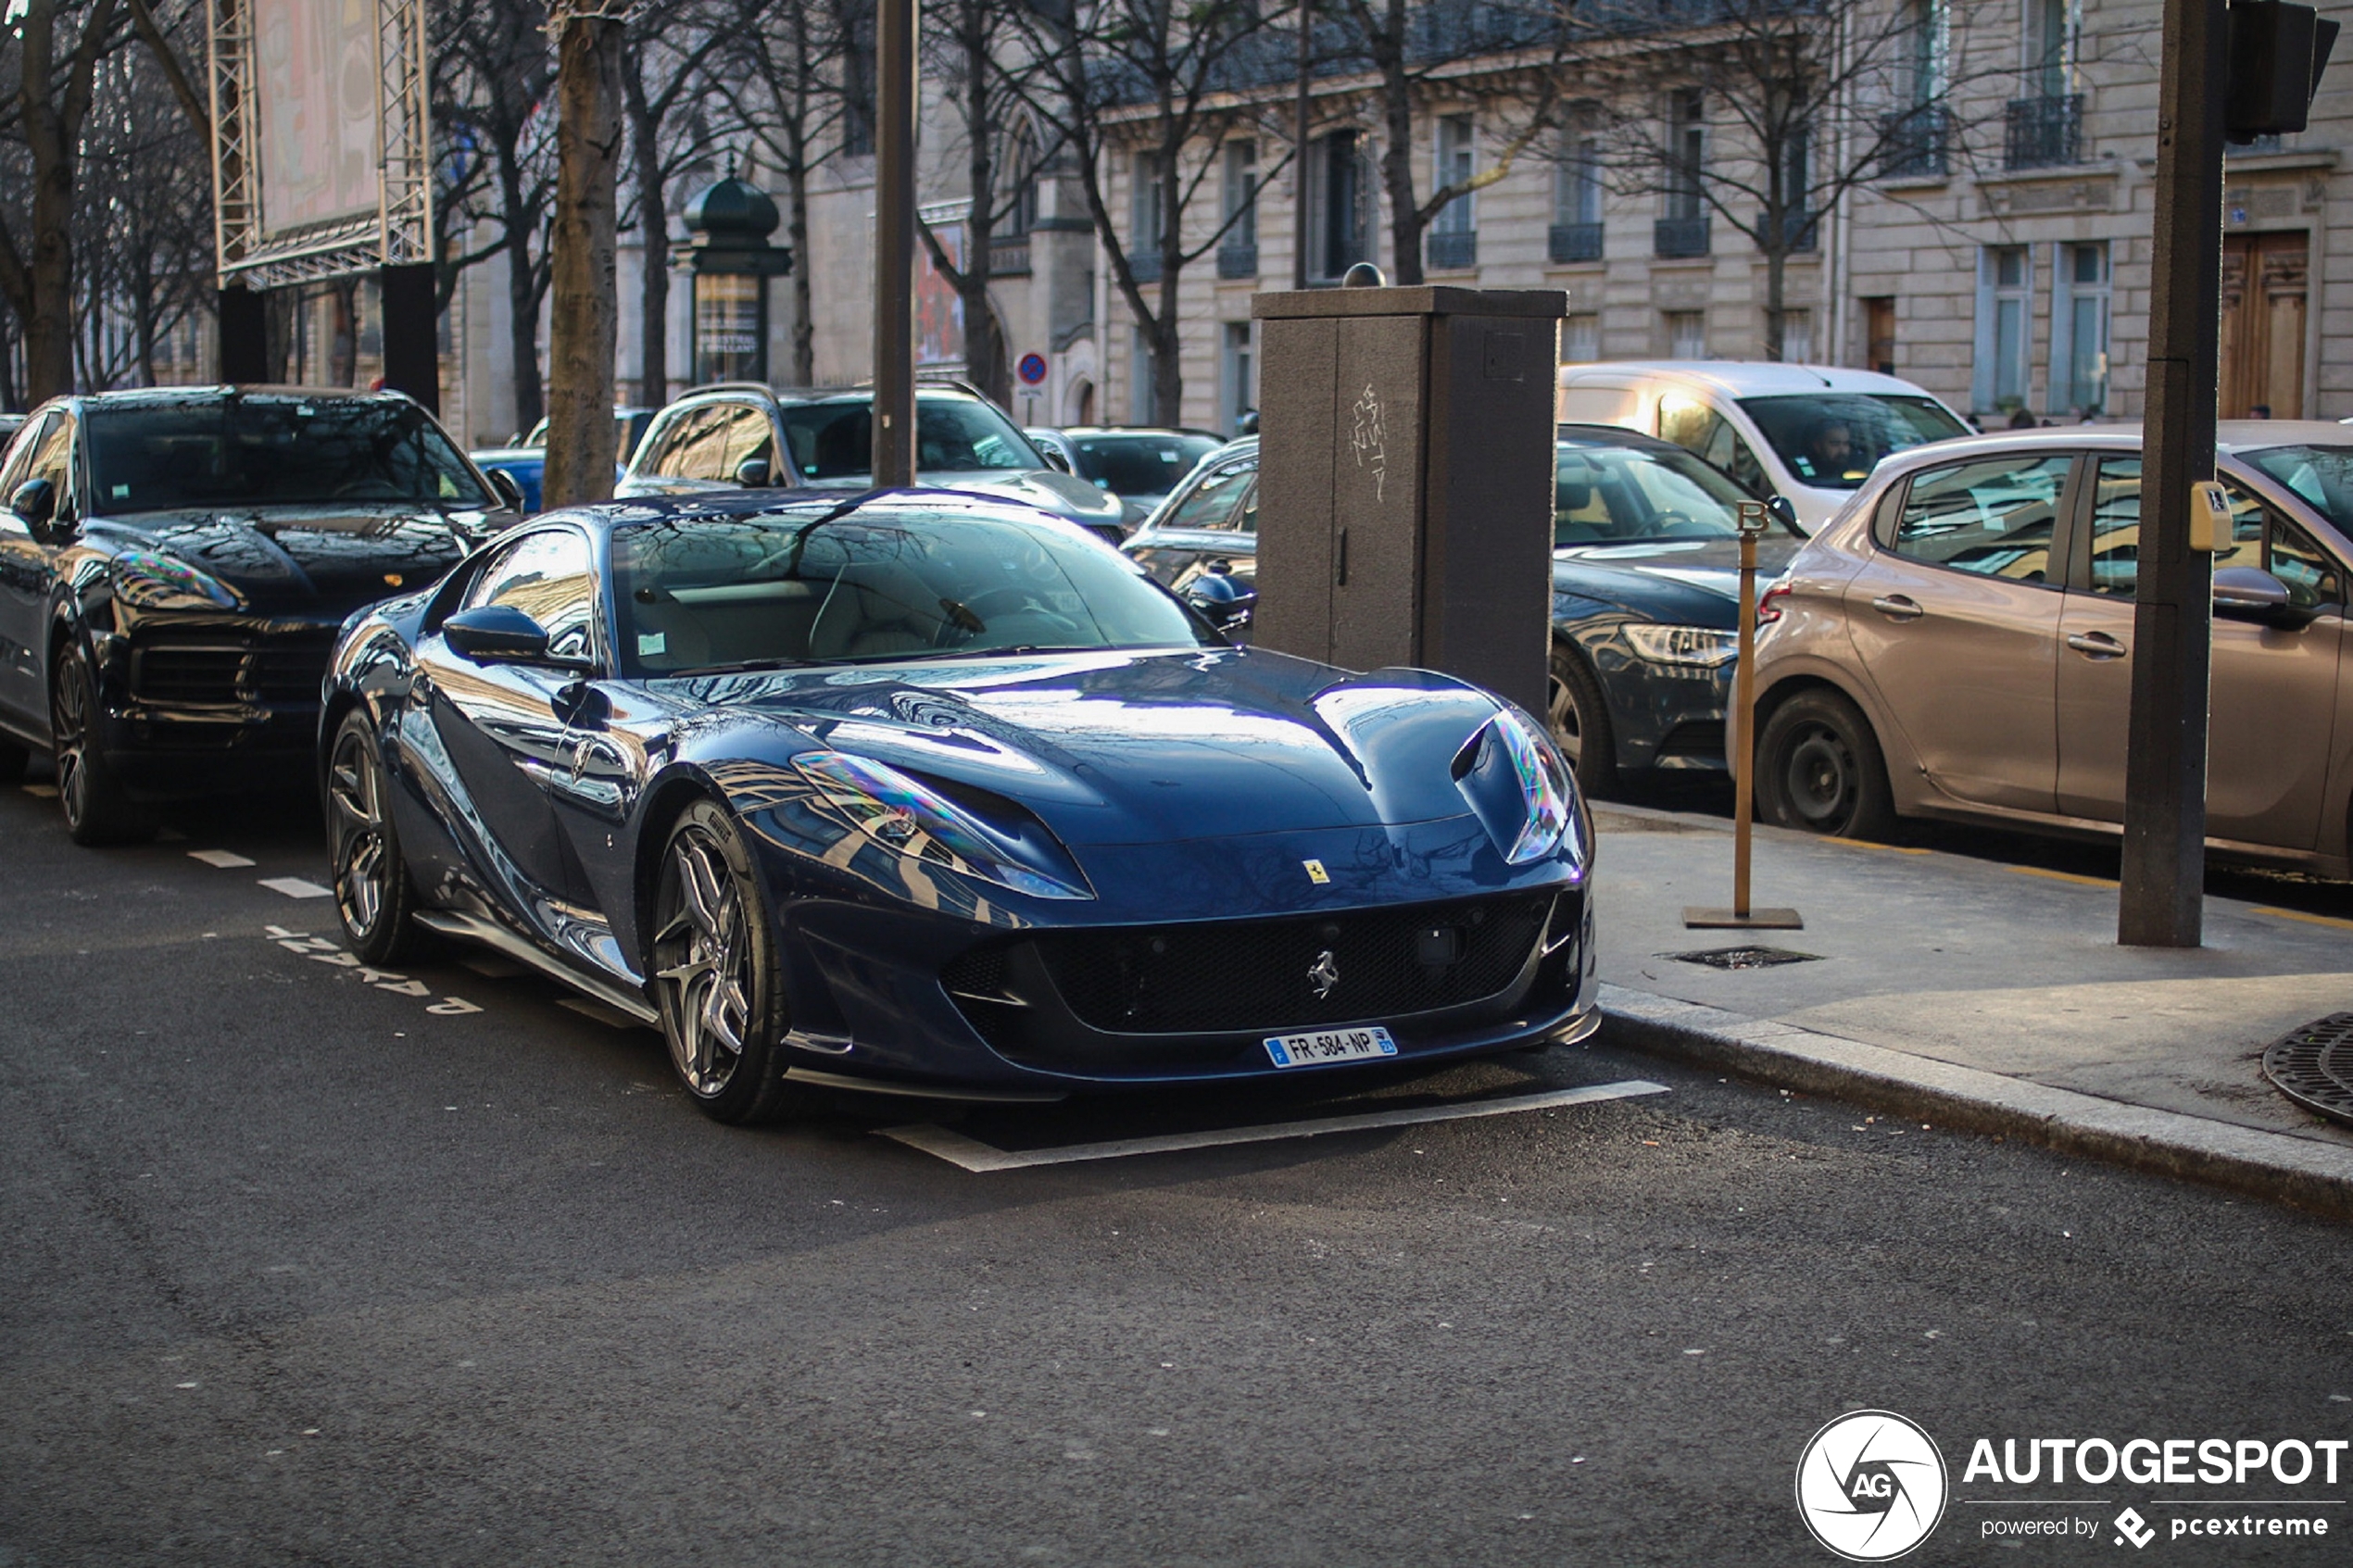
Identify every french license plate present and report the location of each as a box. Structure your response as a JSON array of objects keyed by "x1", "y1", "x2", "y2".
[{"x1": 1264, "y1": 1025, "x2": 1398, "y2": 1068}]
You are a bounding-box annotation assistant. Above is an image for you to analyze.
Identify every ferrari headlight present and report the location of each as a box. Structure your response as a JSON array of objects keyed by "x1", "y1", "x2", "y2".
[
  {"x1": 1622, "y1": 623, "x2": 1739, "y2": 668},
  {"x1": 1453, "y1": 709, "x2": 1579, "y2": 868},
  {"x1": 110, "y1": 550, "x2": 240, "y2": 610},
  {"x1": 794, "y1": 751, "x2": 1093, "y2": 900}
]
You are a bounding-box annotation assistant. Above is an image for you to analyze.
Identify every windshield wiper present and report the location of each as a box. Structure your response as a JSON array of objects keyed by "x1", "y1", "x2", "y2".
[{"x1": 660, "y1": 658, "x2": 815, "y2": 678}]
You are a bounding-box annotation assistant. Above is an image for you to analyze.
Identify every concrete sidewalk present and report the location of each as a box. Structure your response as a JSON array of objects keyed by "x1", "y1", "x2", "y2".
[{"x1": 1588, "y1": 801, "x2": 2353, "y2": 1215}]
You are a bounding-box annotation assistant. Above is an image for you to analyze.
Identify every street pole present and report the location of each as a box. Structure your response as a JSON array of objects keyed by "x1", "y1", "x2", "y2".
[
  {"x1": 872, "y1": 0, "x2": 918, "y2": 490},
  {"x1": 1292, "y1": 0, "x2": 1311, "y2": 291},
  {"x1": 2119, "y1": 0, "x2": 2226, "y2": 947},
  {"x1": 1684, "y1": 500, "x2": 1800, "y2": 932}
]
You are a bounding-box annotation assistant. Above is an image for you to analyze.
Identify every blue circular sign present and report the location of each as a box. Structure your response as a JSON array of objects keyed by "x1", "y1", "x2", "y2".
[{"x1": 1017, "y1": 352, "x2": 1049, "y2": 385}]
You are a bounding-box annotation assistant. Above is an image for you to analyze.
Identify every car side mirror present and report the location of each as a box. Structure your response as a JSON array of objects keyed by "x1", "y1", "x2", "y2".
[
  {"x1": 735, "y1": 455, "x2": 773, "y2": 488},
  {"x1": 1037, "y1": 446, "x2": 1073, "y2": 475},
  {"x1": 444, "y1": 604, "x2": 572, "y2": 666},
  {"x1": 485, "y1": 468, "x2": 526, "y2": 514},
  {"x1": 10, "y1": 477, "x2": 57, "y2": 533},
  {"x1": 2213, "y1": 565, "x2": 2318, "y2": 630}
]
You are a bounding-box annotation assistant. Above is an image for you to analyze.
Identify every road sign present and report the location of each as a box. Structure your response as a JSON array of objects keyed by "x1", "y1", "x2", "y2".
[{"x1": 1018, "y1": 352, "x2": 1048, "y2": 385}]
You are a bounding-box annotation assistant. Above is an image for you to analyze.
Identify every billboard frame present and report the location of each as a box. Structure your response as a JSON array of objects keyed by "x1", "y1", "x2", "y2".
[{"x1": 208, "y1": 0, "x2": 433, "y2": 288}]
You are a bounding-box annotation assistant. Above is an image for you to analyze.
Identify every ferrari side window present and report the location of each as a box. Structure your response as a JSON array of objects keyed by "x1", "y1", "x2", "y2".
[{"x1": 469, "y1": 531, "x2": 598, "y2": 660}]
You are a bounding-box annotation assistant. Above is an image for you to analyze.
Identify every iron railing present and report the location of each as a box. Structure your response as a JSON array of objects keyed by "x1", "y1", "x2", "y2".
[
  {"x1": 1655, "y1": 216, "x2": 1711, "y2": 258},
  {"x1": 1549, "y1": 221, "x2": 1604, "y2": 263},
  {"x1": 2006, "y1": 94, "x2": 2083, "y2": 169},
  {"x1": 1427, "y1": 229, "x2": 1478, "y2": 270},
  {"x1": 1879, "y1": 106, "x2": 1952, "y2": 179},
  {"x1": 1217, "y1": 242, "x2": 1258, "y2": 279}
]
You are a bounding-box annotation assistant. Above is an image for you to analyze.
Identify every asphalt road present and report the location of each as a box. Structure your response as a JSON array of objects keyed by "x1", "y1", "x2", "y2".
[{"x1": 4, "y1": 771, "x2": 2350, "y2": 1566}]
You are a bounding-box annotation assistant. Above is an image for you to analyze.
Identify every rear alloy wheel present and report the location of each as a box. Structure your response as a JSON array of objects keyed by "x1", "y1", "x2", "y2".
[
  {"x1": 49, "y1": 636, "x2": 156, "y2": 846},
  {"x1": 327, "y1": 710, "x2": 428, "y2": 964},
  {"x1": 649, "y1": 801, "x2": 803, "y2": 1125},
  {"x1": 1547, "y1": 642, "x2": 1619, "y2": 798},
  {"x1": 1755, "y1": 689, "x2": 1897, "y2": 841}
]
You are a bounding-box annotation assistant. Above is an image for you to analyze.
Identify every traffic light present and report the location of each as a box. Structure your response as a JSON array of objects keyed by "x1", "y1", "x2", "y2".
[{"x1": 2226, "y1": 0, "x2": 2339, "y2": 141}]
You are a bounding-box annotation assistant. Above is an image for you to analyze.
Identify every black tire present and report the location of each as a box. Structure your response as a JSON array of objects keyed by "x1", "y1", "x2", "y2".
[
  {"x1": 1547, "y1": 642, "x2": 1620, "y2": 798},
  {"x1": 0, "y1": 739, "x2": 26, "y2": 784},
  {"x1": 49, "y1": 634, "x2": 156, "y2": 846},
  {"x1": 648, "y1": 800, "x2": 806, "y2": 1125},
  {"x1": 1755, "y1": 688, "x2": 1898, "y2": 841},
  {"x1": 326, "y1": 709, "x2": 430, "y2": 964}
]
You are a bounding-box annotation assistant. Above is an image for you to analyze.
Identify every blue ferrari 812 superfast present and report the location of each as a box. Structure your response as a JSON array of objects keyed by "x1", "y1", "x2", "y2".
[{"x1": 319, "y1": 490, "x2": 1598, "y2": 1122}]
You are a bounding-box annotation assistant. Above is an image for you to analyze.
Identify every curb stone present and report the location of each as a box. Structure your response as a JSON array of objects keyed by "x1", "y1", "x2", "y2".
[{"x1": 1597, "y1": 982, "x2": 2353, "y2": 1223}]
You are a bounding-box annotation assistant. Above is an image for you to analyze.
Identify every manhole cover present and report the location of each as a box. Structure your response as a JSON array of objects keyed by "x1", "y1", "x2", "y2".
[
  {"x1": 2262, "y1": 1013, "x2": 2353, "y2": 1127},
  {"x1": 1665, "y1": 947, "x2": 1823, "y2": 971}
]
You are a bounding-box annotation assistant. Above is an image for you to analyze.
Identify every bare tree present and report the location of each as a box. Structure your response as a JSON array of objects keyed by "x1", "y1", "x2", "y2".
[
  {"x1": 620, "y1": 0, "x2": 733, "y2": 406},
  {"x1": 1008, "y1": 0, "x2": 1290, "y2": 425},
  {"x1": 1592, "y1": 0, "x2": 1995, "y2": 360},
  {"x1": 1326, "y1": 0, "x2": 1571, "y2": 285},
  {"x1": 726, "y1": 0, "x2": 852, "y2": 386},
  {"x1": 544, "y1": 0, "x2": 625, "y2": 508}
]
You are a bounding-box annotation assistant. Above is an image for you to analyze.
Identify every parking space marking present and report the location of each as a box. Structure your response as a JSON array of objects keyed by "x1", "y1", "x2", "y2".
[
  {"x1": 261, "y1": 926, "x2": 483, "y2": 1016},
  {"x1": 258, "y1": 876, "x2": 333, "y2": 898},
  {"x1": 879, "y1": 1079, "x2": 1672, "y2": 1172},
  {"x1": 1824, "y1": 836, "x2": 1931, "y2": 855},
  {"x1": 188, "y1": 849, "x2": 257, "y2": 868},
  {"x1": 2008, "y1": 865, "x2": 2116, "y2": 888},
  {"x1": 20, "y1": 784, "x2": 57, "y2": 798},
  {"x1": 2256, "y1": 905, "x2": 2353, "y2": 932}
]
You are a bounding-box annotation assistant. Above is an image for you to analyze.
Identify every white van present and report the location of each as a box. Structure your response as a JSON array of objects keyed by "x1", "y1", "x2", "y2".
[{"x1": 1555, "y1": 361, "x2": 1972, "y2": 531}]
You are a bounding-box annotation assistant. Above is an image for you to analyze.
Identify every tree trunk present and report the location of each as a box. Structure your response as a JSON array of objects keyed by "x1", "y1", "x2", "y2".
[
  {"x1": 786, "y1": 161, "x2": 815, "y2": 385},
  {"x1": 1152, "y1": 278, "x2": 1183, "y2": 425},
  {"x1": 544, "y1": 11, "x2": 624, "y2": 509},
  {"x1": 1764, "y1": 243, "x2": 1786, "y2": 361},
  {"x1": 956, "y1": 0, "x2": 1008, "y2": 407},
  {"x1": 623, "y1": 58, "x2": 670, "y2": 408},
  {"x1": 1375, "y1": 1, "x2": 1421, "y2": 285}
]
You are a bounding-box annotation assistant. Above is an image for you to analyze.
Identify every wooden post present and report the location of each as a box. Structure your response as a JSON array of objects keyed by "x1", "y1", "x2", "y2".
[{"x1": 1685, "y1": 500, "x2": 1801, "y2": 931}]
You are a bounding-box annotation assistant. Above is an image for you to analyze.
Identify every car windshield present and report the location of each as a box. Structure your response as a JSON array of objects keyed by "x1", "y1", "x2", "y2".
[
  {"x1": 1070, "y1": 433, "x2": 1224, "y2": 496},
  {"x1": 614, "y1": 504, "x2": 1212, "y2": 675},
  {"x1": 84, "y1": 396, "x2": 490, "y2": 512},
  {"x1": 2239, "y1": 444, "x2": 2353, "y2": 535},
  {"x1": 1554, "y1": 438, "x2": 1756, "y2": 545},
  {"x1": 778, "y1": 397, "x2": 1043, "y2": 482},
  {"x1": 1740, "y1": 394, "x2": 1969, "y2": 490}
]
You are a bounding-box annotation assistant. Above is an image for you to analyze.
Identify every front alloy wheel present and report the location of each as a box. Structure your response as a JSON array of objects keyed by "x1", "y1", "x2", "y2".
[
  {"x1": 327, "y1": 711, "x2": 425, "y2": 963},
  {"x1": 49, "y1": 637, "x2": 155, "y2": 846},
  {"x1": 649, "y1": 801, "x2": 800, "y2": 1124}
]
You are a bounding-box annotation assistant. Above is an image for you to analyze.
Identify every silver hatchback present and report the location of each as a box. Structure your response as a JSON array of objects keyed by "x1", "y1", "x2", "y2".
[{"x1": 1750, "y1": 422, "x2": 2353, "y2": 877}]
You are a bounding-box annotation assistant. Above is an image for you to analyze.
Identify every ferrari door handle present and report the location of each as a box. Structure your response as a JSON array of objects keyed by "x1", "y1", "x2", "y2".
[
  {"x1": 1869, "y1": 595, "x2": 1924, "y2": 621},
  {"x1": 2065, "y1": 631, "x2": 2126, "y2": 659}
]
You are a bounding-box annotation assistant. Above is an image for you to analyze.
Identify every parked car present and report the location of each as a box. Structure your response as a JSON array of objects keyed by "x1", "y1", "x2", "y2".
[
  {"x1": 516, "y1": 406, "x2": 657, "y2": 460},
  {"x1": 1122, "y1": 426, "x2": 1807, "y2": 794},
  {"x1": 1751, "y1": 421, "x2": 2353, "y2": 876},
  {"x1": 618, "y1": 383, "x2": 1129, "y2": 544},
  {"x1": 1025, "y1": 426, "x2": 1228, "y2": 527},
  {"x1": 0, "y1": 386, "x2": 514, "y2": 843},
  {"x1": 472, "y1": 408, "x2": 653, "y2": 513},
  {"x1": 319, "y1": 489, "x2": 1597, "y2": 1119},
  {"x1": 1556, "y1": 361, "x2": 1972, "y2": 532}
]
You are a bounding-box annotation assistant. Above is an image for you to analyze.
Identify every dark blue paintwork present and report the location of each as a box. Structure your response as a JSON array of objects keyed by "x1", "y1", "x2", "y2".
[{"x1": 323, "y1": 489, "x2": 1599, "y2": 1098}]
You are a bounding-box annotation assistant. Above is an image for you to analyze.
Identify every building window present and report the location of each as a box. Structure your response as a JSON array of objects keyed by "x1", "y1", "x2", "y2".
[
  {"x1": 1974, "y1": 245, "x2": 2033, "y2": 412},
  {"x1": 1315, "y1": 130, "x2": 1371, "y2": 279},
  {"x1": 1130, "y1": 327, "x2": 1156, "y2": 424},
  {"x1": 1131, "y1": 151, "x2": 1164, "y2": 281},
  {"x1": 1429, "y1": 114, "x2": 1477, "y2": 270},
  {"x1": 1665, "y1": 310, "x2": 1706, "y2": 359},
  {"x1": 1780, "y1": 308, "x2": 1814, "y2": 363},
  {"x1": 1656, "y1": 90, "x2": 1711, "y2": 257},
  {"x1": 1551, "y1": 107, "x2": 1604, "y2": 263},
  {"x1": 841, "y1": 6, "x2": 875, "y2": 158},
  {"x1": 1222, "y1": 321, "x2": 1255, "y2": 435},
  {"x1": 1219, "y1": 140, "x2": 1258, "y2": 278},
  {"x1": 1565, "y1": 312, "x2": 1601, "y2": 361},
  {"x1": 2051, "y1": 241, "x2": 2110, "y2": 415},
  {"x1": 1864, "y1": 296, "x2": 1897, "y2": 375},
  {"x1": 2027, "y1": 0, "x2": 2075, "y2": 95}
]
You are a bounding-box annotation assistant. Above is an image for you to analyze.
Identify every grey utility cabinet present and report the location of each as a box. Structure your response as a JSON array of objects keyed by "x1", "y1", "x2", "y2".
[{"x1": 1249, "y1": 284, "x2": 1567, "y2": 718}]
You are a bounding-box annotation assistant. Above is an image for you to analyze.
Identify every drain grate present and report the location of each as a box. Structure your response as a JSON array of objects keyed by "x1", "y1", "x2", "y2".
[
  {"x1": 2262, "y1": 1013, "x2": 2353, "y2": 1128},
  {"x1": 1665, "y1": 946, "x2": 1823, "y2": 971}
]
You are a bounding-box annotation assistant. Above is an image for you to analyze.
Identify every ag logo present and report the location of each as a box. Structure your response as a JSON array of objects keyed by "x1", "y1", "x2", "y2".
[{"x1": 1794, "y1": 1411, "x2": 1948, "y2": 1562}]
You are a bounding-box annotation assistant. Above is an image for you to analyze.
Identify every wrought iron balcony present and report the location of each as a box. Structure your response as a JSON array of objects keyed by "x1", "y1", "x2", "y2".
[
  {"x1": 1655, "y1": 216, "x2": 1711, "y2": 258},
  {"x1": 1769, "y1": 208, "x2": 1818, "y2": 253},
  {"x1": 2006, "y1": 94, "x2": 2083, "y2": 169},
  {"x1": 1549, "y1": 221, "x2": 1604, "y2": 264},
  {"x1": 1129, "y1": 251, "x2": 1163, "y2": 283},
  {"x1": 1879, "y1": 106, "x2": 1951, "y2": 179},
  {"x1": 1217, "y1": 242, "x2": 1258, "y2": 280},
  {"x1": 988, "y1": 235, "x2": 1030, "y2": 276},
  {"x1": 1426, "y1": 229, "x2": 1478, "y2": 270}
]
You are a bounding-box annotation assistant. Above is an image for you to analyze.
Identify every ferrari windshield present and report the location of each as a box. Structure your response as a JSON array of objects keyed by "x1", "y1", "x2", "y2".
[
  {"x1": 83, "y1": 395, "x2": 490, "y2": 512},
  {"x1": 1554, "y1": 437, "x2": 1758, "y2": 545},
  {"x1": 1740, "y1": 394, "x2": 1969, "y2": 489},
  {"x1": 2238, "y1": 444, "x2": 2353, "y2": 536},
  {"x1": 615, "y1": 505, "x2": 1212, "y2": 675}
]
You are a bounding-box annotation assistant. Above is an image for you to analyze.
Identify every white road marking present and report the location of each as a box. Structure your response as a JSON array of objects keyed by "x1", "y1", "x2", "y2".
[
  {"x1": 258, "y1": 876, "x2": 333, "y2": 899},
  {"x1": 20, "y1": 784, "x2": 57, "y2": 797},
  {"x1": 188, "y1": 849, "x2": 256, "y2": 868},
  {"x1": 880, "y1": 1079, "x2": 1672, "y2": 1172},
  {"x1": 556, "y1": 997, "x2": 642, "y2": 1029}
]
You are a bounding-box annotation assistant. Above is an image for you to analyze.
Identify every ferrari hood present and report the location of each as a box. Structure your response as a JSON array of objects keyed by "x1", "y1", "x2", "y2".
[{"x1": 670, "y1": 647, "x2": 1507, "y2": 846}]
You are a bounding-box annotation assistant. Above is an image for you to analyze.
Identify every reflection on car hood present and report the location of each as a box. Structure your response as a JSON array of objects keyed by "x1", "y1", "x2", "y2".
[
  {"x1": 660, "y1": 646, "x2": 1505, "y2": 845},
  {"x1": 92, "y1": 505, "x2": 474, "y2": 612},
  {"x1": 1554, "y1": 534, "x2": 1803, "y2": 624},
  {"x1": 796, "y1": 468, "x2": 1125, "y2": 522}
]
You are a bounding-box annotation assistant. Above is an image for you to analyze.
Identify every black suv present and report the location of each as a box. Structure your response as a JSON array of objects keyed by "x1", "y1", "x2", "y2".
[
  {"x1": 615, "y1": 383, "x2": 1130, "y2": 544},
  {"x1": 0, "y1": 386, "x2": 514, "y2": 843}
]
